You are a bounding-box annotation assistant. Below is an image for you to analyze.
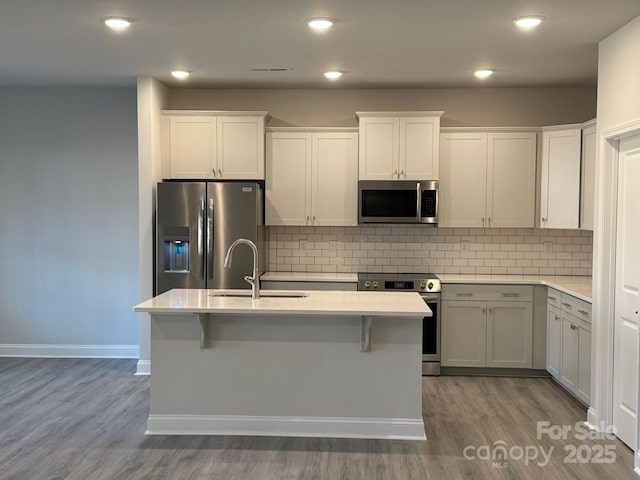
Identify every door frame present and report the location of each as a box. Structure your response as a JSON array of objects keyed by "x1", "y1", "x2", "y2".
[{"x1": 590, "y1": 118, "x2": 640, "y2": 472}]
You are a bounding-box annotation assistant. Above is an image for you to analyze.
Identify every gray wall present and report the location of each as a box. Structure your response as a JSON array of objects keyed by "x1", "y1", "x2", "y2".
[
  {"x1": 0, "y1": 87, "x2": 139, "y2": 350},
  {"x1": 170, "y1": 87, "x2": 597, "y2": 127}
]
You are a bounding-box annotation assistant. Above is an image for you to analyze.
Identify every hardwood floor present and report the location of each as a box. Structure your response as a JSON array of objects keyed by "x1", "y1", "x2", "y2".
[{"x1": 0, "y1": 358, "x2": 635, "y2": 479}]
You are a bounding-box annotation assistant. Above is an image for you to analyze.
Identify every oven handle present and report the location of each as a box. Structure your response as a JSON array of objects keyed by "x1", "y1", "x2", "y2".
[{"x1": 420, "y1": 294, "x2": 440, "y2": 303}]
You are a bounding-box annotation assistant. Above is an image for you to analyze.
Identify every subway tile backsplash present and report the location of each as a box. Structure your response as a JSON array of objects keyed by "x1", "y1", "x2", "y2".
[{"x1": 267, "y1": 226, "x2": 593, "y2": 275}]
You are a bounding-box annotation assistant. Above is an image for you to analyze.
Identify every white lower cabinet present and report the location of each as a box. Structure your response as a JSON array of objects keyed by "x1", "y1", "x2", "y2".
[
  {"x1": 441, "y1": 301, "x2": 486, "y2": 367},
  {"x1": 546, "y1": 304, "x2": 562, "y2": 379},
  {"x1": 442, "y1": 285, "x2": 533, "y2": 368},
  {"x1": 546, "y1": 288, "x2": 592, "y2": 404}
]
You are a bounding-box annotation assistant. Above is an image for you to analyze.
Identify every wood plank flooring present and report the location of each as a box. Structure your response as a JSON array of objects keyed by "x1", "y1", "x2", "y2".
[{"x1": 0, "y1": 358, "x2": 635, "y2": 479}]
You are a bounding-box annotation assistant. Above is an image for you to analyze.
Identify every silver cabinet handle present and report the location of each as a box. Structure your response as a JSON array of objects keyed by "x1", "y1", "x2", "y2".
[
  {"x1": 212, "y1": 167, "x2": 216, "y2": 177},
  {"x1": 218, "y1": 168, "x2": 222, "y2": 177},
  {"x1": 400, "y1": 169, "x2": 405, "y2": 177},
  {"x1": 562, "y1": 302, "x2": 572, "y2": 308},
  {"x1": 482, "y1": 308, "x2": 486, "y2": 313},
  {"x1": 502, "y1": 293, "x2": 520, "y2": 297},
  {"x1": 578, "y1": 309, "x2": 589, "y2": 315},
  {"x1": 488, "y1": 217, "x2": 491, "y2": 226},
  {"x1": 548, "y1": 296, "x2": 557, "y2": 301},
  {"x1": 393, "y1": 169, "x2": 398, "y2": 179},
  {"x1": 481, "y1": 217, "x2": 485, "y2": 226},
  {"x1": 489, "y1": 307, "x2": 492, "y2": 313},
  {"x1": 555, "y1": 315, "x2": 560, "y2": 321},
  {"x1": 312, "y1": 215, "x2": 316, "y2": 224},
  {"x1": 306, "y1": 215, "x2": 310, "y2": 225},
  {"x1": 456, "y1": 292, "x2": 473, "y2": 297}
]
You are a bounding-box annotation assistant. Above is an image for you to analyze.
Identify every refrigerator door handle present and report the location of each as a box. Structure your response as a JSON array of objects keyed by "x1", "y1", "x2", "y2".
[
  {"x1": 199, "y1": 198, "x2": 205, "y2": 280},
  {"x1": 208, "y1": 198, "x2": 214, "y2": 280}
]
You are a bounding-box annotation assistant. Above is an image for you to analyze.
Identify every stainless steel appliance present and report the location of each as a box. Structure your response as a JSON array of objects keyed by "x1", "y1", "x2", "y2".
[
  {"x1": 357, "y1": 273, "x2": 441, "y2": 375},
  {"x1": 358, "y1": 180, "x2": 438, "y2": 224},
  {"x1": 155, "y1": 181, "x2": 264, "y2": 295}
]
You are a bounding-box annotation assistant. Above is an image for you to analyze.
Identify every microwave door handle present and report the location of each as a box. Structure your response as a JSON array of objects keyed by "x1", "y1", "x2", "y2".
[{"x1": 416, "y1": 182, "x2": 422, "y2": 222}]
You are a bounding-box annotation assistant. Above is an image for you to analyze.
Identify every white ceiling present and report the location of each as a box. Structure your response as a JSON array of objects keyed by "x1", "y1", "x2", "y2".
[{"x1": 1, "y1": 0, "x2": 640, "y2": 88}]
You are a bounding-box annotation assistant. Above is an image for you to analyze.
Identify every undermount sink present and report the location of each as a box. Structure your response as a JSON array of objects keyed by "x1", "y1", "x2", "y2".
[{"x1": 209, "y1": 290, "x2": 309, "y2": 299}]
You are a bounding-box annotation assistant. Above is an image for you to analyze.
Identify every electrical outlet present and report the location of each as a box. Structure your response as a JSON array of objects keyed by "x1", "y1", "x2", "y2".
[
  {"x1": 461, "y1": 241, "x2": 470, "y2": 253},
  {"x1": 329, "y1": 241, "x2": 338, "y2": 251},
  {"x1": 300, "y1": 240, "x2": 309, "y2": 251},
  {"x1": 543, "y1": 241, "x2": 553, "y2": 254}
]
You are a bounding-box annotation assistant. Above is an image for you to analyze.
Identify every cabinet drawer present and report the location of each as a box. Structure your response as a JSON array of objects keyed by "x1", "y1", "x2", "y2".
[
  {"x1": 547, "y1": 288, "x2": 562, "y2": 308},
  {"x1": 561, "y1": 293, "x2": 592, "y2": 323},
  {"x1": 442, "y1": 284, "x2": 532, "y2": 302}
]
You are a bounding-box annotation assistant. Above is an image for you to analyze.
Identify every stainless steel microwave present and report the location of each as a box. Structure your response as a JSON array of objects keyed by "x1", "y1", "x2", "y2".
[{"x1": 358, "y1": 180, "x2": 438, "y2": 224}]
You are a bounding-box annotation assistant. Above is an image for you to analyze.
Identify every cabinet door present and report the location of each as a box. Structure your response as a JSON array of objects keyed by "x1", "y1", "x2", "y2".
[
  {"x1": 540, "y1": 128, "x2": 581, "y2": 228},
  {"x1": 560, "y1": 313, "x2": 579, "y2": 392},
  {"x1": 311, "y1": 132, "x2": 358, "y2": 226},
  {"x1": 580, "y1": 122, "x2": 597, "y2": 230},
  {"x1": 438, "y1": 132, "x2": 488, "y2": 227},
  {"x1": 577, "y1": 320, "x2": 591, "y2": 404},
  {"x1": 217, "y1": 116, "x2": 264, "y2": 179},
  {"x1": 358, "y1": 117, "x2": 399, "y2": 180},
  {"x1": 547, "y1": 304, "x2": 562, "y2": 379},
  {"x1": 399, "y1": 116, "x2": 439, "y2": 180},
  {"x1": 265, "y1": 132, "x2": 311, "y2": 225},
  {"x1": 487, "y1": 132, "x2": 536, "y2": 228},
  {"x1": 169, "y1": 116, "x2": 216, "y2": 179},
  {"x1": 486, "y1": 301, "x2": 533, "y2": 368},
  {"x1": 441, "y1": 301, "x2": 486, "y2": 367}
]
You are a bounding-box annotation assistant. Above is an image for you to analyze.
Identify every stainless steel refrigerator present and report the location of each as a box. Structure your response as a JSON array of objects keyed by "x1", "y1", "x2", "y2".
[{"x1": 155, "y1": 181, "x2": 265, "y2": 295}]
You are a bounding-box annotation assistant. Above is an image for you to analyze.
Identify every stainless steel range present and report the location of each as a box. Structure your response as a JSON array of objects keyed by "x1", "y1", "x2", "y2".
[{"x1": 357, "y1": 273, "x2": 441, "y2": 376}]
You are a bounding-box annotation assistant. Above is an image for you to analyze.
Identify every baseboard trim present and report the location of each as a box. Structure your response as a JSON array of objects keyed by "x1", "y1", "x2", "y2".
[
  {"x1": 585, "y1": 407, "x2": 598, "y2": 431},
  {"x1": 0, "y1": 344, "x2": 139, "y2": 359},
  {"x1": 146, "y1": 414, "x2": 426, "y2": 440},
  {"x1": 136, "y1": 360, "x2": 151, "y2": 375}
]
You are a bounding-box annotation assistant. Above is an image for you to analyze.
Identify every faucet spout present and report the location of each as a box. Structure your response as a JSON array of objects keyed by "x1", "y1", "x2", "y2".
[{"x1": 224, "y1": 239, "x2": 260, "y2": 299}]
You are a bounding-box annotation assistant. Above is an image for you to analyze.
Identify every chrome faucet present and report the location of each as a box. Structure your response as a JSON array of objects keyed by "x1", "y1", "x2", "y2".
[{"x1": 223, "y1": 239, "x2": 260, "y2": 299}]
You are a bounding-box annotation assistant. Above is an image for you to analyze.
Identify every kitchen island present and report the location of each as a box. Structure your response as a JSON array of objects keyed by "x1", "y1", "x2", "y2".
[{"x1": 134, "y1": 289, "x2": 430, "y2": 440}]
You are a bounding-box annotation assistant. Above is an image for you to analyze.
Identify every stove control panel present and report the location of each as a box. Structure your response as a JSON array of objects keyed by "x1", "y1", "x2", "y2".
[{"x1": 357, "y1": 275, "x2": 441, "y2": 293}]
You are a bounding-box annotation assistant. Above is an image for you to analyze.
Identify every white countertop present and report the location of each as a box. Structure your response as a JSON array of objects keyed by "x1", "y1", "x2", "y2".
[
  {"x1": 261, "y1": 272, "x2": 358, "y2": 283},
  {"x1": 134, "y1": 289, "x2": 431, "y2": 317},
  {"x1": 260, "y1": 272, "x2": 593, "y2": 302},
  {"x1": 437, "y1": 274, "x2": 592, "y2": 302}
]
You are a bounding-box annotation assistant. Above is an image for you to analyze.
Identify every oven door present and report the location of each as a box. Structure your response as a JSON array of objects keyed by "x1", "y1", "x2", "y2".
[{"x1": 421, "y1": 293, "x2": 440, "y2": 375}]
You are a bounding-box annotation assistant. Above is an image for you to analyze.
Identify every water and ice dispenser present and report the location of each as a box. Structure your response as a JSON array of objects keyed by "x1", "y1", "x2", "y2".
[{"x1": 162, "y1": 227, "x2": 190, "y2": 273}]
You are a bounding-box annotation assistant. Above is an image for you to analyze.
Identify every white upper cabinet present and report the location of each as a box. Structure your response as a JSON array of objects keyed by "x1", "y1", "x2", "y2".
[
  {"x1": 439, "y1": 130, "x2": 537, "y2": 228},
  {"x1": 580, "y1": 119, "x2": 597, "y2": 230},
  {"x1": 162, "y1": 111, "x2": 269, "y2": 180},
  {"x1": 266, "y1": 129, "x2": 358, "y2": 226},
  {"x1": 357, "y1": 112, "x2": 443, "y2": 180},
  {"x1": 540, "y1": 126, "x2": 582, "y2": 229},
  {"x1": 167, "y1": 115, "x2": 217, "y2": 179}
]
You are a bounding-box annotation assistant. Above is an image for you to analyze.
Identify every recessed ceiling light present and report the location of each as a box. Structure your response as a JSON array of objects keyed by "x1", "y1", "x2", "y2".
[
  {"x1": 513, "y1": 16, "x2": 544, "y2": 28},
  {"x1": 171, "y1": 70, "x2": 191, "y2": 80},
  {"x1": 307, "y1": 18, "x2": 335, "y2": 30},
  {"x1": 474, "y1": 69, "x2": 494, "y2": 79},
  {"x1": 324, "y1": 71, "x2": 343, "y2": 80},
  {"x1": 102, "y1": 17, "x2": 133, "y2": 31}
]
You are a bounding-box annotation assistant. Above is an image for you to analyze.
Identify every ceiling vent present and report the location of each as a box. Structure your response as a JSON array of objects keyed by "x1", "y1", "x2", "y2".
[{"x1": 250, "y1": 67, "x2": 292, "y2": 72}]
